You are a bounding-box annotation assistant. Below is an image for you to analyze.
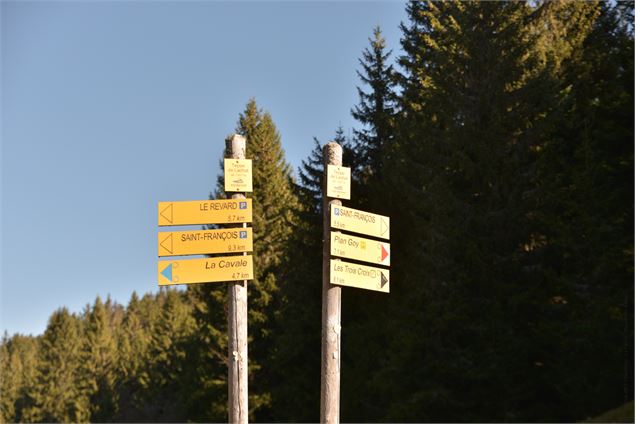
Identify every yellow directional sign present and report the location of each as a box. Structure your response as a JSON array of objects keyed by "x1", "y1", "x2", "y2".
[
  {"x1": 224, "y1": 159, "x2": 253, "y2": 192},
  {"x1": 158, "y1": 255, "x2": 254, "y2": 286},
  {"x1": 158, "y1": 228, "x2": 253, "y2": 257},
  {"x1": 158, "y1": 199, "x2": 252, "y2": 226},
  {"x1": 331, "y1": 205, "x2": 389, "y2": 240},
  {"x1": 330, "y1": 231, "x2": 390, "y2": 266},
  {"x1": 326, "y1": 165, "x2": 351, "y2": 199},
  {"x1": 330, "y1": 259, "x2": 389, "y2": 293}
]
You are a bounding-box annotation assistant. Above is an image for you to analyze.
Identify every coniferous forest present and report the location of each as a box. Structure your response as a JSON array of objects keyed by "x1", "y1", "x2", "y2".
[{"x1": 1, "y1": 1, "x2": 633, "y2": 422}]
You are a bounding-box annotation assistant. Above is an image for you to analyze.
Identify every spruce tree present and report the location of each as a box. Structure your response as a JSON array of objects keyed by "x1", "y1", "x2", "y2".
[
  {"x1": 351, "y1": 26, "x2": 397, "y2": 184},
  {"x1": 83, "y1": 296, "x2": 118, "y2": 421},
  {"x1": 115, "y1": 291, "x2": 153, "y2": 421},
  {"x1": 26, "y1": 308, "x2": 90, "y2": 422},
  {"x1": 0, "y1": 333, "x2": 39, "y2": 423},
  {"x1": 269, "y1": 138, "x2": 323, "y2": 421},
  {"x1": 533, "y1": 1, "x2": 634, "y2": 417},
  {"x1": 187, "y1": 99, "x2": 299, "y2": 421},
  {"x1": 370, "y1": 1, "x2": 600, "y2": 421}
]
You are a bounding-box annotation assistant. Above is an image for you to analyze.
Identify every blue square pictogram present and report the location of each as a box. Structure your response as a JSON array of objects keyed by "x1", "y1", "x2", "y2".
[
  {"x1": 239, "y1": 231, "x2": 247, "y2": 239},
  {"x1": 239, "y1": 201, "x2": 247, "y2": 210},
  {"x1": 334, "y1": 208, "x2": 340, "y2": 216}
]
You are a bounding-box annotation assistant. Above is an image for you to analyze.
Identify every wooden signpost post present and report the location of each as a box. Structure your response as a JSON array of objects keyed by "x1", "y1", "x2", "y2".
[
  {"x1": 321, "y1": 142, "x2": 344, "y2": 424},
  {"x1": 224, "y1": 135, "x2": 250, "y2": 424},
  {"x1": 321, "y1": 141, "x2": 392, "y2": 423},
  {"x1": 155, "y1": 133, "x2": 252, "y2": 424}
]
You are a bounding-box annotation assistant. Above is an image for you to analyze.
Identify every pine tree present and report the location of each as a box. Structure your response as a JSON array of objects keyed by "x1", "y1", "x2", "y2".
[
  {"x1": 238, "y1": 99, "x2": 300, "y2": 420},
  {"x1": 269, "y1": 138, "x2": 324, "y2": 421},
  {"x1": 370, "y1": 1, "x2": 600, "y2": 421},
  {"x1": 532, "y1": 1, "x2": 634, "y2": 417},
  {"x1": 26, "y1": 308, "x2": 90, "y2": 422},
  {"x1": 351, "y1": 26, "x2": 397, "y2": 184},
  {"x1": 0, "y1": 333, "x2": 39, "y2": 423},
  {"x1": 82, "y1": 296, "x2": 119, "y2": 421},
  {"x1": 115, "y1": 291, "x2": 152, "y2": 421},
  {"x1": 187, "y1": 99, "x2": 299, "y2": 421},
  {"x1": 146, "y1": 289, "x2": 196, "y2": 421}
]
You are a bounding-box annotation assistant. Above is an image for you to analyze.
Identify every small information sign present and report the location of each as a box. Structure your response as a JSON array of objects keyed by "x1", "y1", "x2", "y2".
[
  {"x1": 326, "y1": 165, "x2": 351, "y2": 200},
  {"x1": 224, "y1": 159, "x2": 253, "y2": 192}
]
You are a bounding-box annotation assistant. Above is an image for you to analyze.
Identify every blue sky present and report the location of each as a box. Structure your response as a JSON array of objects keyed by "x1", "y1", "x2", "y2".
[{"x1": 1, "y1": 1, "x2": 407, "y2": 336}]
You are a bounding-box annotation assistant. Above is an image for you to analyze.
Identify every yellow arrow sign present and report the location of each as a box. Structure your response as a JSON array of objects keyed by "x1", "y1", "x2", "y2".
[
  {"x1": 330, "y1": 231, "x2": 390, "y2": 266},
  {"x1": 224, "y1": 159, "x2": 253, "y2": 192},
  {"x1": 330, "y1": 259, "x2": 389, "y2": 293},
  {"x1": 158, "y1": 228, "x2": 253, "y2": 257},
  {"x1": 158, "y1": 256, "x2": 253, "y2": 286},
  {"x1": 331, "y1": 205, "x2": 390, "y2": 240},
  {"x1": 158, "y1": 199, "x2": 252, "y2": 226}
]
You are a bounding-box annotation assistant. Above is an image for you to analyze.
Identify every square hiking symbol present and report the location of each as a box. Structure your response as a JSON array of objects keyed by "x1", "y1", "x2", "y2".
[
  {"x1": 334, "y1": 207, "x2": 340, "y2": 216},
  {"x1": 239, "y1": 231, "x2": 247, "y2": 239},
  {"x1": 239, "y1": 201, "x2": 247, "y2": 210}
]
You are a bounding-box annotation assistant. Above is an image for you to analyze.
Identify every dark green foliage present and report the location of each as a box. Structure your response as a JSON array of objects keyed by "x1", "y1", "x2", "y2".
[
  {"x1": 0, "y1": 333, "x2": 39, "y2": 423},
  {"x1": 351, "y1": 26, "x2": 398, "y2": 184},
  {"x1": 587, "y1": 400, "x2": 635, "y2": 423},
  {"x1": 268, "y1": 138, "x2": 324, "y2": 422},
  {"x1": 27, "y1": 308, "x2": 90, "y2": 422},
  {"x1": 186, "y1": 98, "x2": 300, "y2": 422},
  {"x1": 239, "y1": 99, "x2": 300, "y2": 420}
]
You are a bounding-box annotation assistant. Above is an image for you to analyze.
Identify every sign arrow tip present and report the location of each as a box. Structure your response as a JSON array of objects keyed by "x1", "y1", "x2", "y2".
[
  {"x1": 161, "y1": 263, "x2": 173, "y2": 282},
  {"x1": 381, "y1": 244, "x2": 389, "y2": 262},
  {"x1": 160, "y1": 203, "x2": 173, "y2": 224}
]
